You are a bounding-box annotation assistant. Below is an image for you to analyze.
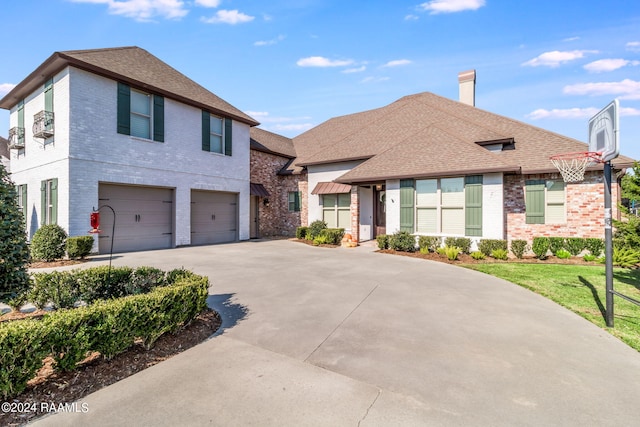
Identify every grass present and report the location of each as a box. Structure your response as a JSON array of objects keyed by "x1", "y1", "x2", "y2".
[{"x1": 462, "y1": 263, "x2": 640, "y2": 352}]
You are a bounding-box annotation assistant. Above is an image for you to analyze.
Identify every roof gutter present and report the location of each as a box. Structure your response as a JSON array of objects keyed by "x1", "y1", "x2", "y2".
[{"x1": 334, "y1": 165, "x2": 522, "y2": 184}]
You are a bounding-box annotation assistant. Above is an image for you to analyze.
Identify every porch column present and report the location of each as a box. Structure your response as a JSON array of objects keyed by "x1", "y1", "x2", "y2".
[{"x1": 350, "y1": 185, "x2": 360, "y2": 242}]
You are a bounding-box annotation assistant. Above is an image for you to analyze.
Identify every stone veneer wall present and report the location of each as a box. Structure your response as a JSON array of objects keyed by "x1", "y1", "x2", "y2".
[
  {"x1": 250, "y1": 149, "x2": 307, "y2": 236},
  {"x1": 504, "y1": 170, "x2": 620, "y2": 246}
]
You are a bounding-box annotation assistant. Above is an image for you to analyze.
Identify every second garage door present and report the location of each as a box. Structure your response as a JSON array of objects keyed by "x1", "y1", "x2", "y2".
[
  {"x1": 191, "y1": 190, "x2": 238, "y2": 245},
  {"x1": 98, "y1": 184, "x2": 174, "y2": 253}
]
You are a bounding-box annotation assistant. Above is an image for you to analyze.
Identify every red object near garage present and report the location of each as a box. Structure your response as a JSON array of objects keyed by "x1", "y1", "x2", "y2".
[{"x1": 89, "y1": 212, "x2": 101, "y2": 233}]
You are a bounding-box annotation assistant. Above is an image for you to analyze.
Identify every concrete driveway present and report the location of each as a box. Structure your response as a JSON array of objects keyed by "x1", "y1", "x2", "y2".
[{"x1": 32, "y1": 240, "x2": 640, "y2": 426}]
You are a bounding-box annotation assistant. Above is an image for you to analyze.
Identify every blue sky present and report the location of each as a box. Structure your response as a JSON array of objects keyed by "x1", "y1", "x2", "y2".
[{"x1": 1, "y1": 0, "x2": 639, "y2": 160}]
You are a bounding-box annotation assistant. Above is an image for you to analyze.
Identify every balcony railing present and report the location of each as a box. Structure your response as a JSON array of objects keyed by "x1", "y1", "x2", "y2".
[
  {"x1": 33, "y1": 110, "x2": 54, "y2": 139},
  {"x1": 8, "y1": 126, "x2": 25, "y2": 149}
]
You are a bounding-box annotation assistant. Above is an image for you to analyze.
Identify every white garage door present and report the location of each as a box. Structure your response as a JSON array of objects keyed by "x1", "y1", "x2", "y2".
[
  {"x1": 98, "y1": 184, "x2": 173, "y2": 253},
  {"x1": 191, "y1": 190, "x2": 238, "y2": 245}
]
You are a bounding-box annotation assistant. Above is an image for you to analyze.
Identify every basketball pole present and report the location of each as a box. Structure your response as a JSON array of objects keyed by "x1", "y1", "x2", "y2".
[{"x1": 604, "y1": 161, "x2": 614, "y2": 327}]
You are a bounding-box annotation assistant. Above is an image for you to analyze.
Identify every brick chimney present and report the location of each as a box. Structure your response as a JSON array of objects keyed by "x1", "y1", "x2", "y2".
[{"x1": 458, "y1": 70, "x2": 476, "y2": 106}]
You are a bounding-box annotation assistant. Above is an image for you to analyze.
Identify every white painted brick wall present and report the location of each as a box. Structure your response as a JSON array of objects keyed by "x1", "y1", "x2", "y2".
[{"x1": 9, "y1": 66, "x2": 251, "y2": 246}]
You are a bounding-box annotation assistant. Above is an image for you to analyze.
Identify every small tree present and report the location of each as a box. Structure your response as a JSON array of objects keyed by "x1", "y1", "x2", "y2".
[
  {"x1": 615, "y1": 163, "x2": 640, "y2": 250},
  {"x1": 0, "y1": 163, "x2": 31, "y2": 305}
]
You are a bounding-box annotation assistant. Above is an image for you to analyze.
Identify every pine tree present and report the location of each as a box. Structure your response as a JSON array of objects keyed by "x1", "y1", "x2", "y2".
[
  {"x1": 0, "y1": 163, "x2": 30, "y2": 306},
  {"x1": 614, "y1": 162, "x2": 640, "y2": 250}
]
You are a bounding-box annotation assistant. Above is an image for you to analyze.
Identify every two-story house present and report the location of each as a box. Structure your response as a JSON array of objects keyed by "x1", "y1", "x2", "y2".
[{"x1": 0, "y1": 47, "x2": 259, "y2": 253}]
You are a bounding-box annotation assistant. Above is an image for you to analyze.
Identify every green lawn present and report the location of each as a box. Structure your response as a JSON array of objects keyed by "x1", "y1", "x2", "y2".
[{"x1": 462, "y1": 263, "x2": 640, "y2": 352}]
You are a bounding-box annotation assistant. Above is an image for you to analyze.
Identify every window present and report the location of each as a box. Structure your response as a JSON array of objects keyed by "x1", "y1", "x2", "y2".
[
  {"x1": 40, "y1": 179, "x2": 58, "y2": 225},
  {"x1": 410, "y1": 176, "x2": 482, "y2": 236},
  {"x1": 322, "y1": 193, "x2": 350, "y2": 228},
  {"x1": 202, "y1": 111, "x2": 232, "y2": 156},
  {"x1": 16, "y1": 184, "x2": 27, "y2": 222},
  {"x1": 288, "y1": 191, "x2": 301, "y2": 212},
  {"x1": 525, "y1": 180, "x2": 565, "y2": 224},
  {"x1": 117, "y1": 83, "x2": 164, "y2": 142}
]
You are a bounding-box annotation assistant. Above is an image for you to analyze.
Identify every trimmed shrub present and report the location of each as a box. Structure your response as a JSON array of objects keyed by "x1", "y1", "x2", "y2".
[
  {"x1": 389, "y1": 231, "x2": 416, "y2": 252},
  {"x1": 444, "y1": 237, "x2": 471, "y2": 254},
  {"x1": 0, "y1": 164, "x2": 31, "y2": 306},
  {"x1": 510, "y1": 240, "x2": 528, "y2": 259},
  {"x1": 565, "y1": 237, "x2": 585, "y2": 256},
  {"x1": 126, "y1": 267, "x2": 166, "y2": 295},
  {"x1": 376, "y1": 234, "x2": 389, "y2": 250},
  {"x1": 30, "y1": 224, "x2": 68, "y2": 262},
  {"x1": 478, "y1": 239, "x2": 508, "y2": 257},
  {"x1": 296, "y1": 226, "x2": 308, "y2": 240},
  {"x1": 307, "y1": 220, "x2": 327, "y2": 240},
  {"x1": 556, "y1": 249, "x2": 572, "y2": 259},
  {"x1": 30, "y1": 271, "x2": 80, "y2": 309},
  {"x1": 0, "y1": 276, "x2": 208, "y2": 399},
  {"x1": 585, "y1": 238, "x2": 605, "y2": 257},
  {"x1": 491, "y1": 249, "x2": 509, "y2": 260},
  {"x1": 532, "y1": 237, "x2": 550, "y2": 260},
  {"x1": 77, "y1": 266, "x2": 134, "y2": 303},
  {"x1": 470, "y1": 251, "x2": 485, "y2": 260},
  {"x1": 418, "y1": 236, "x2": 442, "y2": 253},
  {"x1": 66, "y1": 236, "x2": 95, "y2": 259},
  {"x1": 549, "y1": 237, "x2": 565, "y2": 256},
  {"x1": 319, "y1": 228, "x2": 345, "y2": 245}
]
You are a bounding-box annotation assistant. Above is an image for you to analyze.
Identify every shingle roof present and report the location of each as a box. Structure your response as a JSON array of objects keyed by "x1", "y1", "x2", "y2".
[
  {"x1": 250, "y1": 127, "x2": 296, "y2": 158},
  {"x1": 0, "y1": 136, "x2": 8, "y2": 159},
  {"x1": 293, "y1": 91, "x2": 635, "y2": 183},
  {"x1": 0, "y1": 47, "x2": 258, "y2": 126}
]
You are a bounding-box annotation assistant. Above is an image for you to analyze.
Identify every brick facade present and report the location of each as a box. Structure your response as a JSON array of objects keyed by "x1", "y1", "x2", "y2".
[
  {"x1": 349, "y1": 185, "x2": 360, "y2": 242},
  {"x1": 250, "y1": 149, "x2": 307, "y2": 236},
  {"x1": 505, "y1": 170, "x2": 620, "y2": 246}
]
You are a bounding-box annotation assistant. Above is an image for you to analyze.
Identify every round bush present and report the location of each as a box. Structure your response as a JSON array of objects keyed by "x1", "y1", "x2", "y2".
[
  {"x1": 307, "y1": 220, "x2": 327, "y2": 240},
  {"x1": 30, "y1": 224, "x2": 68, "y2": 262}
]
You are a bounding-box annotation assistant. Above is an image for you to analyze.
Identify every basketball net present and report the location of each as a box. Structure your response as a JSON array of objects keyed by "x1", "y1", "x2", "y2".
[{"x1": 549, "y1": 152, "x2": 602, "y2": 183}]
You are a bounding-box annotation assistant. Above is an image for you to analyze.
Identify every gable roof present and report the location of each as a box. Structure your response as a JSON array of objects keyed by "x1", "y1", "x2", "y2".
[
  {"x1": 294, "y1": 92, "x2": 635, "y2": 183},
  {"x1": 0, "y1": 136, "x2": 8, "y2": 159},
  {"x1": 0, "y1": 47, "x2": 258, "y2": 127}
]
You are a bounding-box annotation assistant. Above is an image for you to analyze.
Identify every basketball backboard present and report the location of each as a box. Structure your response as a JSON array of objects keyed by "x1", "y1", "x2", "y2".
[{"x1": 588, "y1": 99, "x2": 619, "y2": 162}]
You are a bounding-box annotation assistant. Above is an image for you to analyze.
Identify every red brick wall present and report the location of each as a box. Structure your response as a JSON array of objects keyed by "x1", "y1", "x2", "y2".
[
  {"x1": 349, "y1": 185, "x2": 360, "y2": 242},
  {"x1": 250, "y1": 150, "x2": 307, "y2": 236},
  {"x1": 505, "y1": 170, "x2": 620, "y2": 246}
]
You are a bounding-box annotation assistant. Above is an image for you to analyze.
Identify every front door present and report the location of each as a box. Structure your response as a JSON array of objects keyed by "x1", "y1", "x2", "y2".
[
  {"x1": 374, "y1": 185, "x2": 386, "y2": 237},
  {"x1": 250, "y1": 196, "x2": 259, "y2": 238}
]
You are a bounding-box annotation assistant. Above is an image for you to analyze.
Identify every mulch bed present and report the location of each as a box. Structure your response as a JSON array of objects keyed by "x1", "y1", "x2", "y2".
[{"x1": 0, "y1": 309, "x2": 221, "y2": 427}]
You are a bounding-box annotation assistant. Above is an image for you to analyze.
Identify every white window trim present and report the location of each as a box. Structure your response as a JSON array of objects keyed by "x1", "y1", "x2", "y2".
[
  {"x1": 130, "y1": 89, "x2": 153, "y2": 140},
  {"x1": 209, "y1": 114, "x2": 225, "y2": 155},
  {"x1": 415, "y1": 178, "x2": 465, "y2": 236}
]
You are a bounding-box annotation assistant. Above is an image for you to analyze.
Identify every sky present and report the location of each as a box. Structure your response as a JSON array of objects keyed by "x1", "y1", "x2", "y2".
[{"x1": 1, "y1": 0, "x2": 639, "y2": 160}]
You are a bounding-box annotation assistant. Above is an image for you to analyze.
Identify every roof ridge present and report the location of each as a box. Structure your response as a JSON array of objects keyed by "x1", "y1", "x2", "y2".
[{"x1": 60, "y1": 46, "x2": 139, "y2": 55}]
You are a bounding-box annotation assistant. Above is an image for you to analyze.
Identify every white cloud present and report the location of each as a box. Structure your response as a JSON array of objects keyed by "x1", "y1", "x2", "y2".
[
  {"x1": 419, "y1": 0, "x2": 485, "y2": 14},
  {"x1": 201, "y1": 9, "x2": 254, "y2": 24},
  {"x1": 254, "y1": 35, "x2": 285, "y2": 47},
  {"x1": 563, "y1": 79, "x2": 640, "y2": 100},
  {"x1": 382, "y1": 59, "x2": 412, "y2": 67},
  {"x1": 563, "y1": 36, "x2": 580, "y2": 42},
  {"x1": 626, "y1": 41, "x2": 640, "y2": 52},
  {"x1": 69, "y1": 0, "x2": 188, "y2": 21},
  {"x1": 296, "y1": 56, "x2": 354, "y2": 67},
  {"x1": 360, "y1": 76, "x2": 390, "y2": 84},
  {"x1": 522, "y1": 50, "x2": 598, "y2": 67},
  {"x1": 0, "y1": 83, "x2": 16, "y2": 98},
  {"x1": 343, "y1": 66, "x2": 367, "y2": 74},
  {"x1": 528, "y1": 106, "x2": 640, "y2": 120},
  {"x1": 405, "y1": 14, "x2": 419, "y2": 20},
  {"x1": 526, "y1": 107, "x2": 600, "y2": 120},
  {"x1": 194, "y1": 0, "x2": 219, "y2": 7},
  {"x1": 584, "y1": 59, "x2": 640, "y2": 73}
]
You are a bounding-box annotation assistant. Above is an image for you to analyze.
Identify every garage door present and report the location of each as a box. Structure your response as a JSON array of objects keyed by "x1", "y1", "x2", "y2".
[
  {"x1": 191, "y1": 190, "x2": 238, "y2": 245},
  {"x1": 98, "y1": 184, "x2": 173, "y2": 253}
]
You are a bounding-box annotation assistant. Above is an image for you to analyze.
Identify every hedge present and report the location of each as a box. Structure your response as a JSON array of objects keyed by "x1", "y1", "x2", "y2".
[
  {"x1": 0, "y1": 275, "x2": 208, "y2": 399},
  {"x1": 66, "y1": 236, "x2": 94, "y2": 259},
  {"x1": 478, "y1": 239, "x2": 507, "y2": 257}
]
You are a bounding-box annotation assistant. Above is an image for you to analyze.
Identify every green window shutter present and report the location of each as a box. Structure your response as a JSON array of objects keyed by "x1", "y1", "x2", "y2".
[
  {"x1": 400, "y1": 179, "x2": 415, "y2": 233},
  {"x1": 153, "y1": 95, "x2": 164, "y2": 142},
  {"x1": 44, "y1": 78, "x2": 54, "y2": 112},
  {"x1": 202, "y1": 110, "x2": 210, "y2": 151},
  {"x1": 525, "y1": 180, "x2": 545, "y2": 224},
  {"x1": 40, "y1": 180, "x2": 46, "y2": 226},
  {"x1": 117, "y1": 83, "x2": 131, "y2": 135},
  {"x1": 465, "y1": 176, "x2": 483, "y2": 236},
  {"x1": 50, "y1": 179, "x2": 58, "y2": 225},
  {"x1": 224, "y1": 118, "x2": 232, "y2": 156}
]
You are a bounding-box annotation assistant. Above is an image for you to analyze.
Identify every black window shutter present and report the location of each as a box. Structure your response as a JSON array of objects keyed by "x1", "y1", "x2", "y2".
[
  {"x1": 202, "y1": 110, "x2": 210, "y2": 151},
  {"x1": 117, "y1": 83, "x2": 131, "y2": 135},
  {"x1": 153, "y1": 95, "x2": 164, "y2": 142},
  {"x1": 224, "y1": 118, "x2": 232, "y2": 156}
]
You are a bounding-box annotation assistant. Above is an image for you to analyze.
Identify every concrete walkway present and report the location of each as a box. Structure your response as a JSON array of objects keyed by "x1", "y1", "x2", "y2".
[{"x1": 31, "y1": 240, "x2": 640, "y2": 426}]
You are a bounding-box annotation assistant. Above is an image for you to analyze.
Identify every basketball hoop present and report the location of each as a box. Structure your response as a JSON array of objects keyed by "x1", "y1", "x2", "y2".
[{"x1": 549, "y1": 151, "x2": 602, "y2": 183}]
